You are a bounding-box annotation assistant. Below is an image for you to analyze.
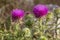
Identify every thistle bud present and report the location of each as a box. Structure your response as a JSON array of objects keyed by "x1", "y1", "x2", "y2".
[
  {"x1": 40, "y1": 36, "x2": 48, "y2": 40},
  {"x1": 22, "y1": 27, "x2": 31, "y2": 37},
  {"x1": 46, "y1": 12, "x2": 54, "y2": 21},
  {"x1": 54, "y1": 8, "x2": 60, "y2": 14},
  {"x1": 54, "y1": 8, "x2": 60, "y2": 17}
]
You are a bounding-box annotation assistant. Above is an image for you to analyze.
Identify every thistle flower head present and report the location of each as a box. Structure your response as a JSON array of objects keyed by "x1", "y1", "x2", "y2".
[
  {"x1": 11, "y1": 9, "x2": 24, "y2": 21},
  {"x1": 33, "y1": 4, "x2": 48, "y2": 18}
]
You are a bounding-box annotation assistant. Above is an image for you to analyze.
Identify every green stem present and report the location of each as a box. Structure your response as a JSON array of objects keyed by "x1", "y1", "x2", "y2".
[
  {"x1": 2, "y1": 36, "x2": 4, "y2": 40},
  {"x1": 55, "y1": 16, "x2": 58, "y2": 40},
  {"x1": 54, "y1": 13, "x2": 58, "y2": 40},
  {"x1": 39, "y1": 18, "x2": 43, "y2": 35}
]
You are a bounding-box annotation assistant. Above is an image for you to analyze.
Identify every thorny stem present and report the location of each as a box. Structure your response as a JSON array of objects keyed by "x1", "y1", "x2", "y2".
[
  {"x1": 4, "y1": 23, "x2": 7, "y2": 32},
  {"x1": 53, "y1": 13, "x2": 58, "y2": 40},
  {"x1": 55, "y1": 16, "x2": 58, "y2": 40},
  {"x1": 39, "y1": 18, "x2": 43, "y2": 35}
]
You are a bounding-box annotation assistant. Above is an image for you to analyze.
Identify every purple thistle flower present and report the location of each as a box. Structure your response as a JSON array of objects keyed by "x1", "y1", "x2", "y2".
[
  {"x1": 33, "y1": 4, "x2": 48, "y2": 18},
  {"x1": 11, "y1": 9, "x2": 24, "y2": 21}
]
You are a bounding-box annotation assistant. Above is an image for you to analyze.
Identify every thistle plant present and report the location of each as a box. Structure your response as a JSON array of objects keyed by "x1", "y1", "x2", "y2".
[
  {"x1": 32, "y1": 4, "x2": 49, "y2": 40},
  {"x1": 9, "y1": 9, "x2": 25, "y2": 40},
  {"x1": 0, "y1": 0, "x2": 60, "y2": 40}
]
